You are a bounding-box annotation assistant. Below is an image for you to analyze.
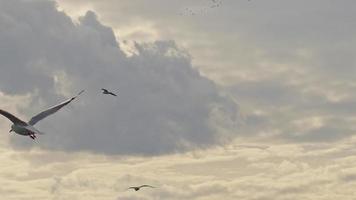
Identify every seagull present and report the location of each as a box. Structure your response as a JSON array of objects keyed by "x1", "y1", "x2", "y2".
[
  {"x1": 0, "y1": 90, "x2": 84, "y2": 140},
  {"x1": 127, "y1": 185, "x2": 155, "y2": 191},
  {"x1": 101, "y1": 88, "x2": 117, "y2": 97}
]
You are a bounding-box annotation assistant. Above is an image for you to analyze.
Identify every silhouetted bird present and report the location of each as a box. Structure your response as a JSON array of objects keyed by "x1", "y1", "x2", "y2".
[
  {"x1": 101, "y1": 88, "x2": 117, "y2": 97},
  {"x1": 128, "y1": 185, "x2": 155, "y2": 191}
]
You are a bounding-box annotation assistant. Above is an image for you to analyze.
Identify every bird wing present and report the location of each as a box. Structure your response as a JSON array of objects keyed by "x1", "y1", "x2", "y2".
[
  {"x1": 28, "y1": 90, "x2": 85, "y2": 125},
  {"x1": 0, "y1": 109, "x2": 27, "y2": 125},
  {"x1": 140, "y1": 185, "x2": 155, "y2": 188},
  {"x1": 108, "y1": 92, "x2": 117, "y2": 96}
]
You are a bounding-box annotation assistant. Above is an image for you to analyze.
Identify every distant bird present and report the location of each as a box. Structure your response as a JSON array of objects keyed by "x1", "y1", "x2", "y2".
[
  {"x1": 127, "y1": 185, "x2": 155, "y2": 191},
  {"x1": 0, "y1": 90, "x2": 85, "y2": 140},
  {"x1": 101, "y1": 88, "x2": 117, "y2": 97}
]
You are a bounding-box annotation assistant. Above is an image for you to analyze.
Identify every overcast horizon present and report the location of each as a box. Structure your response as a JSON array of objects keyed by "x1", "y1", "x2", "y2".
[{"x1": 1, "y1": 0, "x2": 356, "y2": 199}]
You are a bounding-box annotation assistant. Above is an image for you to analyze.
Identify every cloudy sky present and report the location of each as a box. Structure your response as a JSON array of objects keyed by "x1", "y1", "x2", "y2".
[{"x1": 1, "y1": 0, "x2": 356, "y2": 199}]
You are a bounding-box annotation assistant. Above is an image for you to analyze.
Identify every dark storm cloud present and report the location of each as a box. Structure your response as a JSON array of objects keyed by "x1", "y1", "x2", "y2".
[{"x1": 0, "y1": 0, "x2": 239, "y2": 155}]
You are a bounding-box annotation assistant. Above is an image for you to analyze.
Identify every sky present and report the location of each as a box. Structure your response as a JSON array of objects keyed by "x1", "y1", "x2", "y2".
[{"x1": 1, "y1": 0, "x2": 356, "y2": 199}]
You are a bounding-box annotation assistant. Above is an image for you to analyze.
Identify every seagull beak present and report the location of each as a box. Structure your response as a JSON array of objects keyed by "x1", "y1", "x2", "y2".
[{"x1": 9, "y1": 129, "x2": 13, "y2": 133}]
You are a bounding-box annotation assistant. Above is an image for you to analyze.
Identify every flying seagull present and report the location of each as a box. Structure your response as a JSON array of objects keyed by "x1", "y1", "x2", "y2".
[
  {"x1": 127, "y1": 185, "x2": 155, "y2": 191},
  {"x1": 0, "y1": 90, "x2": 85, "y2": 140},
  {"x1": 101, "y1": 88, "x2": 117, "y2": 97}
]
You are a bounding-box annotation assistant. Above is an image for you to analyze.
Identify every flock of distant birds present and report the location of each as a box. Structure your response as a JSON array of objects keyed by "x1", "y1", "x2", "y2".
[
  {"x1": 179, "y1": 0, "x2": 250, "y2": 16},
  {"x1": 179, "y1": 0, "x2": 224, "y2": 16}
]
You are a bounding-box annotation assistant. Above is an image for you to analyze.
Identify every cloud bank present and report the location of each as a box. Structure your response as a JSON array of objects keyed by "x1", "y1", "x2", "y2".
[
  {"x1": 0, "y1": 0, "x2": 238, "y2": 155},
  {"x1": 2, "y1": 139, "x2": 356, "y2": 200}
]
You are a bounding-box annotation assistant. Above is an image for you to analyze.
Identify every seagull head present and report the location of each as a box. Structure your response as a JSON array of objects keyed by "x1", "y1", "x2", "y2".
[{"x1": 9, "y1": 124, "x2": 14, "y2": 133}]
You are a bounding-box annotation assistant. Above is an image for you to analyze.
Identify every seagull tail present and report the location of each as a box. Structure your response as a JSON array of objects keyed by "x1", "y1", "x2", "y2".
[{"x1": 37, "y1": 131, "x2": 45, "y2": 135}]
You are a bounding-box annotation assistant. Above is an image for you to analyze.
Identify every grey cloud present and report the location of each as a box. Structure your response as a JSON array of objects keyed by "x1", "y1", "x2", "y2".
[
  {"x1": 229, "y1": 76, "x2": 356, "y2": 142},
  {"x1": 229, "y1": 79, "x2": 301, "y2": 107},
  {"x1": 285, "y1": 126, "x2": 355, "y2": 143},
  {"x1": 339, "y1": 173, "x2": 356, "y2": 183},
  {"x1": 0, "y1": 0, "x2": 239, "y2": 155},
  {"x1": 57, "y1": 0, "x2": 356, "y2": 147}
]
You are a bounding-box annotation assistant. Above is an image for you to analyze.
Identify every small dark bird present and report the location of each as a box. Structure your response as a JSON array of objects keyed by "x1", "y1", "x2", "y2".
[
  {"x1": 128, "y1": 185, "x2": 155, "y2": 191},
  {"x1": 101, "y1": 88, "x2": 117, "y2": 97}
]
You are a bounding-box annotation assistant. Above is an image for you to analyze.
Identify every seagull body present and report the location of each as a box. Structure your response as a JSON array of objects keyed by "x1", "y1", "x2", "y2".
[
  {"x1": 101, "y1": 88, "x2": 117, "y2": 97},
  {"x1": 128, "y1": 185, "x2": 155, "y2": 191},
  {"x1": 0, "y1": 90, "x2": 84, "y2": 140}
]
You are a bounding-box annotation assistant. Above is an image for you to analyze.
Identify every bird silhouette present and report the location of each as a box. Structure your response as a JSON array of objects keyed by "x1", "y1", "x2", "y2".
[
  {"x1": 127, "y1": 185, "x2": 155, "y2": 191},
  {"x1": 101, "y1": 88, "x2": 117, "y2": 97}
]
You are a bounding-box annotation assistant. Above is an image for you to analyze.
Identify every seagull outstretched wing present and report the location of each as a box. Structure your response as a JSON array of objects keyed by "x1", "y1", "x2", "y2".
[
  {"x1": 140, "y1": 185, "x2": 155, "y2": 188},
  {"x1": 108, "y1": 92, "x2": 117, "y2": 96},
  {"x1": 127, "y1": 185, "x2": 155, "y2": 191},
  {"x1": 28, "y1": 90, "x2": 84, "y2": 125},
  {"x1": 0, "y1": 109, "x2": 27, "y2": 126}
]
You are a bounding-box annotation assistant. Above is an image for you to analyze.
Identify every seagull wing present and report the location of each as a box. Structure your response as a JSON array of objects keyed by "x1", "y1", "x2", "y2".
[
  {"x1": 108, "y1": 92, "x2": 117, "y2": 96},
  {"x1": 0, "y1": 109, "x2": 27, "y2": 126},
  {"x1": 140, "y1": 185, "x2": 155, "y2": 188},
  {"x1": 28, "y1": 90, "x2": 85, "y2": 126}
]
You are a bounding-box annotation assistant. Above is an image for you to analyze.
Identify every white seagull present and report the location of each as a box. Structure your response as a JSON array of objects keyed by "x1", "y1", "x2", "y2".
[{"x1": 0, "y1": 90, "x2": 84, "y2": 140}]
